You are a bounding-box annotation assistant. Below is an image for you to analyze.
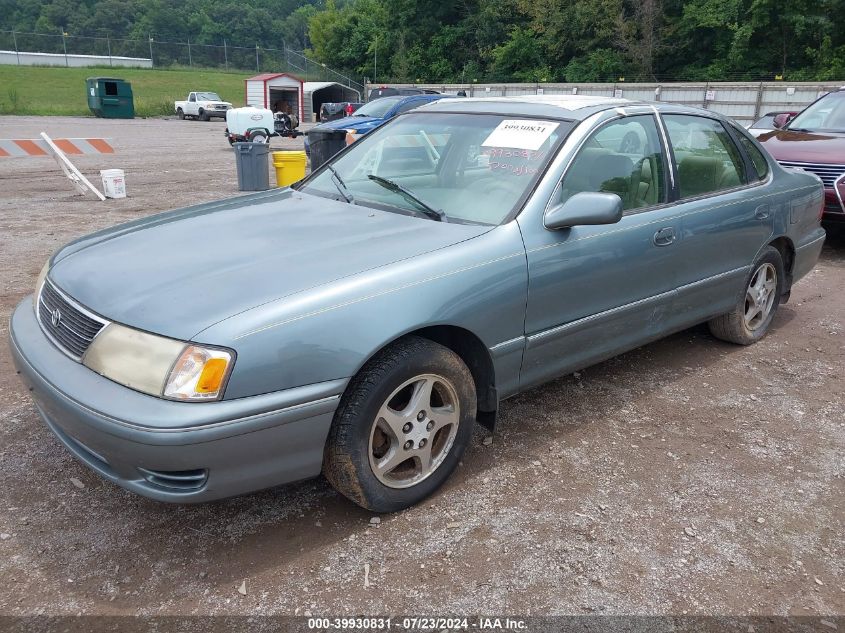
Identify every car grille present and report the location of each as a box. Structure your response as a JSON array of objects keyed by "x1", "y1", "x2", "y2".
[
  {"x1": 37, "y1": 280, "x2": 108, "y2": 360},
  {"x1": 778, "y1": 161, "x2": 845, "y2": 188}
]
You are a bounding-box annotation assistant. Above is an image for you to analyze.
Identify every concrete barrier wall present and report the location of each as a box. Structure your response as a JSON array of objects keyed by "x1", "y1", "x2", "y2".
[
  {"x1": 0, "y1": 50, "x2": 152, "y2": 68},
  {"x1": 368, "y1": 81, "x2": 843, "y2": 123}
]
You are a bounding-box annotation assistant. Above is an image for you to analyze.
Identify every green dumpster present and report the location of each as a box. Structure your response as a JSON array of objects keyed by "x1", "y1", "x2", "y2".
[{"x1": 86, "y1": 77, "x2": 134, "y2": 119}]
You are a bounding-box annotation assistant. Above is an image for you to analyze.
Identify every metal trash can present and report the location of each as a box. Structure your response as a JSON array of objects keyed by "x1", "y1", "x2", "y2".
[
  {"x1": 233, "y1": 142, "x2": 270, "y2": 191},
  {"x1": 307, "y1": 128, "x2": 348, "y2": 171},
  {"x1": 86, "y1": 77, "x2": 134, "y2": 119}
]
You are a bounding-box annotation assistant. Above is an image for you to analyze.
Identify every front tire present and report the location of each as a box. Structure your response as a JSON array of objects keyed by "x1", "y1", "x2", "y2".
[
  {"x1": 708, "y1": 246, "x2": 784, "y2": 345},
  {"x1": 199, "y1": 109, "x2": 209, "y2": 122},
  {"x1": 323, "y1": 336, "x2": 476, "y2": 512}
]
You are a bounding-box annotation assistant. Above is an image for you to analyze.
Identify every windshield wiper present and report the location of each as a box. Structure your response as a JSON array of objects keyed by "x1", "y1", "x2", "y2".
[
  {"x1": 787, "y1": 127, "x2": 815, "y2": 133},
  {"x1": 367, "y1": 174, "x2": 445, "y2": 222},
  {"x1": 326, "y1": 164, "x2": 354, "y2": 204}
]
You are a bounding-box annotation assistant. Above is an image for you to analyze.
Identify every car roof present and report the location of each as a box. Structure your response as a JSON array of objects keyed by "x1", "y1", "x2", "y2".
[{"x1": 420, "y1": 94, "x2": 730, "y2": 121}]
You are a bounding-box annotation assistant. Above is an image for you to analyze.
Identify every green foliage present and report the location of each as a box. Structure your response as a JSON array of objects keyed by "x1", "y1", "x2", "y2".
[
  {"x1": 490, "y1": 27, "x2": 544, "y2": 82},
  {"x1": 565, "y1": 49, "x2": 627, "y2": 82},
  {"x1": 1, "y1": 0, "x2": 843, "y2": 83}
]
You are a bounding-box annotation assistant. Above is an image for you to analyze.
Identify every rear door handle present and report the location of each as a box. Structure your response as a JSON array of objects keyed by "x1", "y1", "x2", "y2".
[
  {"x1": 755, "y1": 204, "x2": 770, "y2": 220},
  {"x1": 653, "y1": 226, "x2": 676, "y2": 247}
]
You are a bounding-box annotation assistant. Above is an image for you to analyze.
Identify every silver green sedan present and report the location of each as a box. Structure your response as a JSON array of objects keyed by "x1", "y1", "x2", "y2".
[{"x1": 10, "y1": 96, "x2": 825, "y2": 512}]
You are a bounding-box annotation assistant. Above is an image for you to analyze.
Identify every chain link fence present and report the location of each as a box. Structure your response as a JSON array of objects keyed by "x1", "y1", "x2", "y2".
[{"x1": 0, "y1": 30, "x2": 364, "y2": 93}]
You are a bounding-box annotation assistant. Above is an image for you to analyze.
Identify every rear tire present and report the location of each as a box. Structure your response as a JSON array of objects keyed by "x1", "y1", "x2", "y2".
[
  {"x1": 323, "y1": 336, "x2": 476, "y2": 512},
  {"x1": 708, "y1": 246, "x2": 784, "y2": 345},
  {"x1": 177, "y1": 108, "x2": 184, "y2": 120}
]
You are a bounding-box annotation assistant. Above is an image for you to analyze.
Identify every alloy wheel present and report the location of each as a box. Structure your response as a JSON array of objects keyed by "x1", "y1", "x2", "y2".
[
  {"x1": 368, "y1": 374, "x2": 460, "y2": 489},
  {"x1": 744, "y1": 263, "x2": 777, "y2": 331}
]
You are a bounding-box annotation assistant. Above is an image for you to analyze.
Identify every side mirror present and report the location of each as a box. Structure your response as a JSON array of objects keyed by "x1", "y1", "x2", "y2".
[
  {"x1": 772, "y1": 113, "x2": 793, "y2": 129},
  {"x1": 544, "y1": 191, "x2": 623, "y2": 230}
]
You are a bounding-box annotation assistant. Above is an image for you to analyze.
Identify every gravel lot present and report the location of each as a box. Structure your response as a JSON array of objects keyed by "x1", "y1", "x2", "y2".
[{"x1": 0, "y1": 115, "x2": 843, "y2": 617}]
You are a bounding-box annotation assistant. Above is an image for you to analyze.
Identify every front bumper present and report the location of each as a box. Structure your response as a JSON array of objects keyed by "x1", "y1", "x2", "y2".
[{"x1": 9, "y1": 298, "x2": 343, "y2": 503}]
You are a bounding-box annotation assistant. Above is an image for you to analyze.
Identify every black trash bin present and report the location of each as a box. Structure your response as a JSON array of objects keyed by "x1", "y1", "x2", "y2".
[
  {"x1": 233, "y1": 142, "x2": 270, "y2": 191},
  {"x1": 307, "y1": 128, "x2": 348, "y2": 171}
]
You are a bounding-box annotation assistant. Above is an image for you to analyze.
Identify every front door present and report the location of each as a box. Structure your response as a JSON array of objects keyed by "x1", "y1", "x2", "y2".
[{"x1": 517, "y1": 114, "x2": 684, "y2": 389}]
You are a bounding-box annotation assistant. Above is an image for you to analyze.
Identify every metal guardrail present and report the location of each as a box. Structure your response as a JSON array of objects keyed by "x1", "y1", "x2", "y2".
[{"x1": 368, "y1": 81, "x2": 843, "y2": 123}]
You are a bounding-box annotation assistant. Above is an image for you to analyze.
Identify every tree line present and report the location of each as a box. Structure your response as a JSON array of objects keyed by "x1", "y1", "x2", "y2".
[{"x1": 2, "y1": 0, "x2": 843, "y2": 83}]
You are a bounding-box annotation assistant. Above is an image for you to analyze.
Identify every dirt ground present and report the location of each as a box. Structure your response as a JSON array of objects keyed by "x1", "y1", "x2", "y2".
[{"x1": 0, "y1": 115, "x2": 842, "y2": 617}]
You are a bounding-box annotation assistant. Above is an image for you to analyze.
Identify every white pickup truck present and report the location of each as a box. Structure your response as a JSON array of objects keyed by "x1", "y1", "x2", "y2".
[{"x1": 174, "y1": 92, "x2": 232, "y2": 121}]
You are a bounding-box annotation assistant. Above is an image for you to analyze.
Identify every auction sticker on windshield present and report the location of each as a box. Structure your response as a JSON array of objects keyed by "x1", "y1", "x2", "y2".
[{"x1": 482, "y1": 119, "x2": 560, "y2": 150}]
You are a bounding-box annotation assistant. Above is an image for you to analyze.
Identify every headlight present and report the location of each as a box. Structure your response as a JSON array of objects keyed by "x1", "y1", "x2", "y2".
[
  {"x1": 82, "y1": 323, "x2": 234, "y2": 401},
  {"x1": 33, "y1": 260, "x2": 49, "y2": 308},
  {"x1": 163, "y1": 345, "x2": 234, "y2": 401}
]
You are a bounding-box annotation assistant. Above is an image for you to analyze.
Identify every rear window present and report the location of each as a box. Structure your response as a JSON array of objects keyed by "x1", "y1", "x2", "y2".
[
  {"x1": 751, "y1": 114, "x2": 775, "y2": 129},
  {"x1": 735, "y1": 129, "x2": 770, "y2": 181},
  {"x1": 354, "y1": 97, "x2": 404, "y2": 118}
]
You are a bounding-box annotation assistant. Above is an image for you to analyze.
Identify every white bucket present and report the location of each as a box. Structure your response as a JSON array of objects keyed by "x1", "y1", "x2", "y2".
[{"x1": 100, "y1": 169, "x2": 126, "y2": 199}]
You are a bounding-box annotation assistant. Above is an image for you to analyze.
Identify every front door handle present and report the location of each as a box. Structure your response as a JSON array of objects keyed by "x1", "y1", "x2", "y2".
[
  {"x1": 653, "y1": 226, "x2": 676, "y2": 247},
  {"x1": 755, "y1": 204, "x2": 770, "y2": 220}
]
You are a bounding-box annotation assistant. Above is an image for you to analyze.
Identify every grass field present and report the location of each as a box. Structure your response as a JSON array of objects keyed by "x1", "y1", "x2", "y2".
[{"x1": 0, "y1": 66, "x2": 249, "y2": 117}]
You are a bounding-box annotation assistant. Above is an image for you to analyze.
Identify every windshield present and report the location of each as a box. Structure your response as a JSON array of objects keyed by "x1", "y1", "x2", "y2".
[
  {"x1": 197, "y1": 92, "x2": 222, "y2": 101},
  {"x1": 353, "y1": 96, "x2": 404, "y2": 118},
  {"x1": 788, "y1": 92, "x2": 845, "y2": 133},
  {"x1": 299, "y1": 112, "x2": 571, "y2": 225},
  {"x1": 751, "y1": 114, "x2": 775, "y2": 129}
]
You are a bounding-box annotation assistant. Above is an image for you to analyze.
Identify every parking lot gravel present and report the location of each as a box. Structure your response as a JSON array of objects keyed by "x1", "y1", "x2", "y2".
[{"x1": 0, "y1": 116, "x2": 843, "y2": 617}]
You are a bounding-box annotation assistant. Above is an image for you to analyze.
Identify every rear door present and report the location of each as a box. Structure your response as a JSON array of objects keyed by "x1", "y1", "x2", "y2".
[{"x1": 660, "y1": 113, "x2": 774, "y2": 327}]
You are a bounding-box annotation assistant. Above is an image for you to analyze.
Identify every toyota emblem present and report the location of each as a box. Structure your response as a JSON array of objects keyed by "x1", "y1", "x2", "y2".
[{"x1": 50, "y1": 307, "x2": 61, "y2": 327}]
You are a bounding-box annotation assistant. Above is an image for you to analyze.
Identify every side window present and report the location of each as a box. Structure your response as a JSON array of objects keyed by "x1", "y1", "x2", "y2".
[
  {"x1": 104, "y1": 82, "x2": 118, "y2": 96},
  {"x1": 189, "y1": 93, "x2": 196, "y2": 102},
  {"x1": 560, "y1": 115, "x2": 666, "y2": 212},
  {"x1": 735, "y1": 130, "x2": 770, "y2": 181},
  {"x1": 663, "y1": 114, "x2": 747, "y2": 198}
]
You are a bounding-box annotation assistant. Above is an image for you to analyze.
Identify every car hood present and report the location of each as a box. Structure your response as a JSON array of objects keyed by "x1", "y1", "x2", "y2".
[
  {"x1": 48, "y1": 189, "x2": 490, "y2": 341},
  {"x1": 759, "y1": 129, "x2": 845, "y2": 164}
]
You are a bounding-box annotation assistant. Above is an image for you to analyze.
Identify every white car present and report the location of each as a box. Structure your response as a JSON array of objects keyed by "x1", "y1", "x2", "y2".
[{"x1": 174, "y1": 92, "x2": 232, "y2": 121}]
